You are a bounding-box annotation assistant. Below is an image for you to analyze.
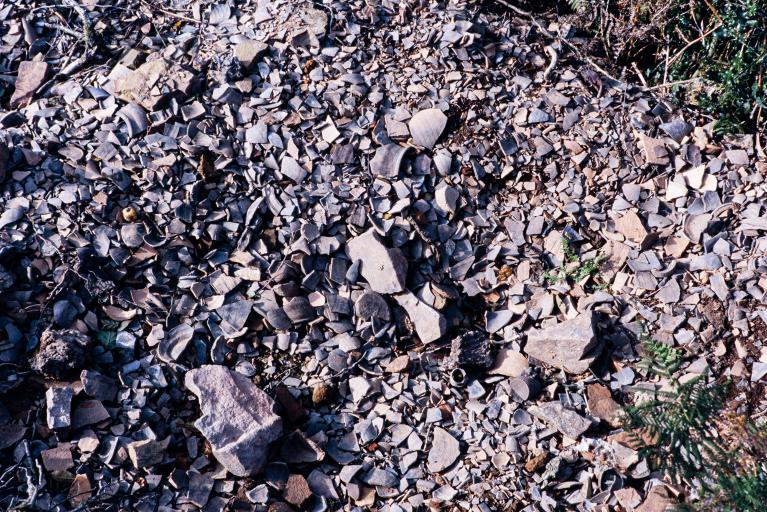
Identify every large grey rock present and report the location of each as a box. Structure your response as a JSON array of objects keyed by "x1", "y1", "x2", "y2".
[
  {"x1": 524, "y1": 312, "x2": 601, "y2": 374},
  {"x1": 185, "y1": 365, "x2": 283, "y2": 476},
  {"x1": 528, "y1": 402, "x2": 592, "y2": 439},
  {"x1": 346, "y1": 229, "x2": 407, "y2": 294}
]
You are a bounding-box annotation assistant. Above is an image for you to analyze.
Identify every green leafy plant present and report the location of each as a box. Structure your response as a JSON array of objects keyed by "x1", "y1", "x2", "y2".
[
  {"x1": 661, "y1": 0, "x2": 767, "y2": 134},
  {"x1": 623, "y1": 336, "x2": 767, "y2": 510},
  {"x1": 544, "y1": 238, "x2": 605, "y2": 285},
  {"x1": 96, "y1": 319, "x2": 120, "y2": 348}
]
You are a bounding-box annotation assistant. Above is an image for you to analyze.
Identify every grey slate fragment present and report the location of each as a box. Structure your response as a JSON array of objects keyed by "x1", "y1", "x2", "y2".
[
  {"x1": 280, "y1": 157, "x2": 308, "y2": 183},
  {"x1": 346, "y1": 229, "x2": 407, "y2": 294},
  {"x1": 354, "y1": 291, "x2": 391, "y2": 321},
  {"x1": 187, "y1": 471, "x2": 214, "y2": 507},
  {"x1": 393, "y1": 292, "x2": 446, "y2": 344},
  {"x1": 528, "y1": 402, "x2": 592, "y2": 439},
  {"x1": 80, "y1": 370, "x2": 118, "y2": 401},
  {"x1": 427, "y1": 427, "x2": 460, "y2": 473},
  {"x1": 408, "y1": 108, "x2": 447, "y2": 149},
  {"x1": 524, "y1": 312, "x2": 601, "y2": 374},
  {"x1": 185, "y1": 365, "x2": 283, "y2": 476},
  {"x1": 362, "y1": 467, "x2": 399, "y2": 488},
  {"x1": 46, "y1": 387, "x2": 73, "y2": 429},
  {"x1": 659, "y1": 118, "x2": 693, "y2": 142}
]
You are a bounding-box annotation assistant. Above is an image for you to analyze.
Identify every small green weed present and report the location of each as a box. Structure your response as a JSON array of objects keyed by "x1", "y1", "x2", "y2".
[{"x1": 544, "y1": 238, "x2": 606, "y2": 287}]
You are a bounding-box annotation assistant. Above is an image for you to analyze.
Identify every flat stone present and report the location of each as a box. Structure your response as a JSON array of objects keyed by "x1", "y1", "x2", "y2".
[
  {"x1": 435, "y1": 185, "x2": 459, "y2": 213},
  {"x1": 71, "y1": 400, "x2": 110, "y2": 429},
  {"x1": 46, "y1": 386, "x2": 73, "y2": 429},
  {"x1": 68, "y1": 474, "x2": 92, "y2": 507},
  {"x1": 187, "y1": 471, "x2": 214, "y2": 507},
  {"x1": 127, "y1": 437, "x2": 169, "y2": 468},
  {"x1": 393, "y1": 292, "x2": 446, "y2": 344},
  {"x1": 615, "y1": 487, "x2": 642, "y2": 509},
  {"x1": 408, "y1": 108, "x2": 447, "y2": 149},
  {"x1": 348, "y1": 375, "x2": 372, "y2": 403},
  {"x1": 279, "y1": 430, "x2": 324, "y2": 463},
  {"x1": 0, "y1": 424, "x2": 26, "y2": 450},
  {"x1": 111, "y1": 59, "x2": 198, "y2": 110},
  {"x1": 528, "y1": 401, "x2": 592, "y2": 439},
  {"x1": 354, "y1": 291, "x2": 391, "y2": 321},
  {"x1": 524, "y1": 313, "x2": 601, "y2": 374},
  {"x1": 659, "y1": 118, "x2": 693, "y2": 142},
  {"x1": 234, "y1": 40, "x2": 269, "y2": 70},
  {"x1": 586, "y1": 383, "x2": 621, "y2": 427},
  {"x1": 346, "y1": 229, "x2": 407, "y2": 294},
  {"x1": 185, "y1": 365, "x2": 283, "y2": 476},
  {"x1": 385, "y1": 355, "x2": 410, "y2": 373},
  {"x1": 80, "y1": 370, "x2": 117, "y2": 401},
  {"x1": 10, "y1": 61, "x2": 49, "y2": 108},
  {"x1": 640, "y1": 134, "x2": 669, "y2": 165},
  {"x1": 657, "y1": 279, "x2": 681, "y2": 303},
  {"x1": 636, "y1": 485, "x2": 674, "y2": 512},
  {"x1": 283, "y1": 296, "x2": 316, "y2": 324},
  {"x1": 283, "y1": 474, "x2": 312, "y2": 508},
  {"x1": 427, "y1": 427, "x2": 460, "y2": 473},
  {"x1": 280, "y1": 156, "x2": 308, "y2": 183},
  {"x1": 307, "y1": 469, "x2": 339, "y2": 499},
  {"x1": 488, "y1": 349, "x2": 529, "y2": 377},
  {"x1": 41, "y1": 444, "x2": 74, "y2": 471},
  {"x1": 363, "y1": 467, "x2": 399, "y2": 487},
  {"x1": 615, "y1": 211, "x2": 648, "y2": 244}
]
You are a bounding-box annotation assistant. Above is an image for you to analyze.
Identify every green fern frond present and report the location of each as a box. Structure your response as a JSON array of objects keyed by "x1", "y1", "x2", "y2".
[{"x1": 567, "y1": 0, "x2": 589, "y2": 13}]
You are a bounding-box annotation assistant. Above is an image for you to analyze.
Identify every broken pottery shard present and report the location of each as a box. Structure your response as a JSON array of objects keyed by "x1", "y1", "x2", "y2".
[
  {"x1": 283, "y1": 474, "x2": 312, "y2": 508},
  {"x1": 46, "y1": 387, "x2": 73, "y2": 429},
  {"x1": 524, "y1": 313, "x2": 600, "y2": 374},
  {"x1": 32, "y1": 329, "x2": 89, "y2": 379},
  {"x1": 369, "y1": 144, "x2": 411, "y2": 178},
  {"x1": 10, "y1": 61, "x2": 49, "y2": 108},
  {"x1": 41, "y1": 445, "x2": 73, "y2": 471},
  {"x1": 528, "y1": 402, "x2": 592, "y2": 439},
  {"x1": 116, "y1": 102, "x2": 148, "y2": 138},
  {"x1": 68, "y1": 474, "x2": 92, "y2": 507},
  {"x1": 393, "y1": 292, "x2": 447, "y2": 344},
  {"x1": 408, "y1": 108, "x2": 448, "y2": 149},
  {"x1": 346, "y1": 229, "x2": 407, "y2": 294},
  {"x1": 427, "y1": 426, "x2": 460, "y2": 473},
  {"x1": 185, "y1": 365, "x2": 282, "y2": 476}
]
